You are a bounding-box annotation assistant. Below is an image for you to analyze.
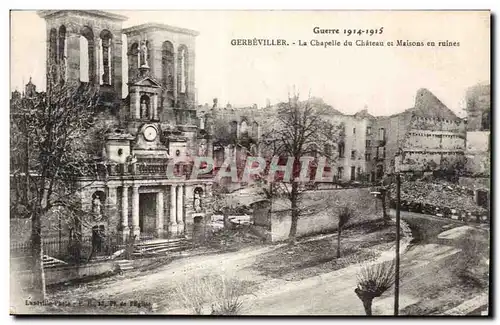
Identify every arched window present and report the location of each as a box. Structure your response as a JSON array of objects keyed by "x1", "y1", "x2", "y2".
[
  {"x1": 379, "y1": 128, "x2": 385, "y2": 141},
  {"x1": 481, "y1": 111, "x2": 490, "y2": 131},
  {"x1": 80, "y1": 27, "x2": 95, "y2": 83},
  {"x1": 99, "y1": 30, "x2": 113, "y2": 85},
  {"x1": 324, "y1": 143, "x2": 333, "y2": 157},
  {"x1": 129, "y1": 42, "x2": 139, "y2": 69},
  {"x1": 49, "y1": 28, "x2": 57, "y2": 63},
  {"x1": 376, "y1": 165, "x2": 384, "y2": 179},
  {"x1": 230, "y1": 121, "x2": 238, "y2": 139},
  {"x1": 162, "y1": 41, "x2": 174, "y2": 92},
  {"x1": 178, "y1": 45, "x2": 188, "y2": 94},
  {"x1": 252, "y1": 121, "x2": 259, "y2": 139},
  {"x1": 48, "y1": 28, "x2": 58, "y2": 82},
  {"x1": 337, "y1": 167, "x2": 344, "y2": 179},
  {"x1": 338, "y1": 142, "x2": 345, "y2": 158},
  {"x1": 240, "y1": 120, "x2": 249, "y2": 136},
  {"x1": 79, "y1": 36, "x2": 89, "y2": 82}
]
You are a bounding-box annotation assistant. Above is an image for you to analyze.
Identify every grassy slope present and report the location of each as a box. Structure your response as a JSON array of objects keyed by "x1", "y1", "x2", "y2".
[{"x1": 253, "y1": 218, "x2": 395, "y2": 281}]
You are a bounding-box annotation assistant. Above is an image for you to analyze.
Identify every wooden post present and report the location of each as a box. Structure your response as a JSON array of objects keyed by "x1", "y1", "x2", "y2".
[{"x1": 395, "y1": 172, "x2": 401, "y2": 316}]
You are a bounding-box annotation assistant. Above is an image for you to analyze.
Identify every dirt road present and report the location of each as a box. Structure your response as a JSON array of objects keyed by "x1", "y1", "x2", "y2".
[
  {"x1": 240, "y1": 243, "x2": 460, "y2": 315},
  {"x1": 44, "y1": 244, "x2": 281, "y2": 314}
]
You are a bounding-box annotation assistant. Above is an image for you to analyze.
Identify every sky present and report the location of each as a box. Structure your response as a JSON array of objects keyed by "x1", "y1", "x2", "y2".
[{"x1": 10, "y1": 10, "x2": 490, "y2": 117}]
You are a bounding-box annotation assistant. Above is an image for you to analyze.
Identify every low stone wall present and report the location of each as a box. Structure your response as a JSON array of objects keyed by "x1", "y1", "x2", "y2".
[
  {"x1": 459, "y1": 176, "x2": 490, "y2": 190},
  {"x1": 269, "y1": 188, "x2": 381, "y2": 242},
  {"x1": 14, "y1": 261, "x2": 116, "y2": 287},
  {"x1": 270, "y1": 211, "x2": 337, "y2": 241}
]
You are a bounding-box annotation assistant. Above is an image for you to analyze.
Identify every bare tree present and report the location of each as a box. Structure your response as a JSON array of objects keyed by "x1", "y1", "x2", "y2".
[
  {"x1": 354, "y1": 260, "x2": 396, "y2": 315},
  {"x1": 336, "y1": 206, "x2": 353, "y2": 258},
  {"x1": 10, "y1": 79, "x2": 99, "y2": 300},
  {"x1": 260, "y1": 94, "x2": 341, "y2": 244}
]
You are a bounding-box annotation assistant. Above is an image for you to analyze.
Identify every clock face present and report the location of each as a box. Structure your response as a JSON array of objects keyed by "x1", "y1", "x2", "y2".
[{"x1": 143, "y1": 126, "x2": 157, "y2": 142}]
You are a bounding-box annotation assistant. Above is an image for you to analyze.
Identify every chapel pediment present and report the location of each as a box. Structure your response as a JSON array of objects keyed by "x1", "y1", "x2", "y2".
[{"x1": 130, "y1": 77, "x2": 162, "y2": 88}]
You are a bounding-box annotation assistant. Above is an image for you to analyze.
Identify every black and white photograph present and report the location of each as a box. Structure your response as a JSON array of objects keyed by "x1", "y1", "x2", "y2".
[{"x1": 8, "y1": 9, "x2": 491, "y2": 316}]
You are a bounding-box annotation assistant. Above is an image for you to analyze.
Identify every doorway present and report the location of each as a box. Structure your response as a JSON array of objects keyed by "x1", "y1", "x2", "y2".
[
  {"x1": 139, "y1": 193, "x2": 157, "y2": 235},
  {"x1": 192, "y1": 216, "x2": 205, "y2": 245},
  {"x1": 477, "y1": 190, "x2": 489, "y2": 209}
]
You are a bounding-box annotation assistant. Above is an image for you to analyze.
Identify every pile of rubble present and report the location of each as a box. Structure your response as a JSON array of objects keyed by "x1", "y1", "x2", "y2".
[{"x1": 389, "y1": 180, "x2": 488, "y2": 222}]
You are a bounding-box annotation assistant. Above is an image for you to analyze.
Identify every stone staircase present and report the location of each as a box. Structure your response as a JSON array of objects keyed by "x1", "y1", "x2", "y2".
[
  {"x1": 115, "y1": 259, "x2": 134, "y2": 273},
  {"x1": 132, "y1": 237, "x2": 192, "y2": 257},
  {"x1": 42, "y1": 254, "x2": 68, "y2": 268}
]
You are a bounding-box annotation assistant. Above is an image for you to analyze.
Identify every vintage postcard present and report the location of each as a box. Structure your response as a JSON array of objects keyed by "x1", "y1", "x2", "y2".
[{"x1": 9, "y1": 10, "x2": 490, "y2": 316}]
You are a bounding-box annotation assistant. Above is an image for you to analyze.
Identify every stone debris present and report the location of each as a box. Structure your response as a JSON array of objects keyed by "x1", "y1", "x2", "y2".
[{"x1": 389, "y1": 180, "x2": 488, "y2": 221}]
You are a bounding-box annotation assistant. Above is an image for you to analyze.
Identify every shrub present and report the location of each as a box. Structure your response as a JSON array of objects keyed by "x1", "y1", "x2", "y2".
[
  {"x1": 173, "y1": 274, "x2": 246, "y2": 315},
  {"x1": 454, "y1": 230, "x2": 489, "y2": 287}
]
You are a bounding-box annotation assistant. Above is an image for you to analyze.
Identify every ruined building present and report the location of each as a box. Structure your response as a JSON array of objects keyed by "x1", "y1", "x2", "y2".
[
  {"x1": 460, "y1": 83, "x2": 490, "y2": 209},
  {"x1": 376, "y1": 88, "x2": 466, "y2": 174}
]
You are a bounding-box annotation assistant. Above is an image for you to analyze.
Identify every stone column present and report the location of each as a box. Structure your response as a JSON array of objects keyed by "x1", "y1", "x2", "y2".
[
  {"x1": 149, "y1": 95, "x2": 154, "y2": 120},
  {"x1": 169, "y1": 185, "x2": 178, "y2": 234},
  {"x1": 173, "y1": 48, "x2": 178, "y2": 105},
  {"x1": 187, "y1": 49, "x2": 196, "y2": 103},
  {"x1": 131, "y1": 185, "x2": 140, "y2": 238},
  {"x1": 135, "y1": 90, "x2": 141, "y2": 119},
  {"x1": 93, "y1": 36, "x2": 101, "y2": 85},
  {"x1": 177, "y1": 184, "x2": 184, "y2": 233},
  {"x1": 112, "y1": 38, "x2": 123, "y2": 99},
  {"x1": 66, "y1": 32, "x2": 80, "y2": 83},
  {"x1": 156, "y1": 190, "x2": 164, "y2": 238},
  {"x1": 106, "y1": 185, "x2": 118, "y2": 229},
  {"x1": 96, "y1": 38, "x2": 103, "y2": 85},
  {"x1": 152, "y1": 94, "x2": 158, "y2": 120},
  {"x1": 120, "y1": 186, "x2": 130, "y2": 241}
]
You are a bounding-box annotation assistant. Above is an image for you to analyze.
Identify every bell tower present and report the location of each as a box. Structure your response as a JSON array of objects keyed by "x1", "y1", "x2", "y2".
[
  {"x1": 37, "y1": 10, "x2": 127, "y2": 106},
  {"x1": 123, "y1": 23, "x2": 199, "y2": 110}
]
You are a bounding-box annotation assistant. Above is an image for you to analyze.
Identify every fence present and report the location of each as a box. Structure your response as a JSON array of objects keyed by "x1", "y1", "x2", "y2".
[
  {"x1": 9, "y1": 228, "x2": 201, "y2": 265},
  {"x1": 10, "y1": 233, "x2": 128, "y2": 265},
  {"x1": 388, "y1": 199, "x2": 490, "y2": 224}
]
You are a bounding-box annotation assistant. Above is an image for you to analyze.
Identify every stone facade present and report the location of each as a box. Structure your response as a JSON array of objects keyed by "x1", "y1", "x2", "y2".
[
  {"x1": 205, "y1": 104, "x2": 263, "y2": 167},
  {"x1": 122, "y1": 23, "x2": 198, "y2": 110},
  {"x1": 460, "y1": 83, "x2": 490, "y2": 209},
  {"x1": 464, "y1": 83, "x2": 490, "y2": 176},
  {"x1": 327, "y1": 112, "x2": 375, "y2": 182},
  {"x1": 38, "y1": 10, "x2": 212, "y2": 240},
  {"x1": 374, "y1": 88, "x2": 466, "y2": 174},
  {"x1": 38, "y1": 10, "x2": 126, "y2": 108}
]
